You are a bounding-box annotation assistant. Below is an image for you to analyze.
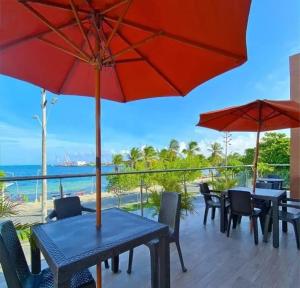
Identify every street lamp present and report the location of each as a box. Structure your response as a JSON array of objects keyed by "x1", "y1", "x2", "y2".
[{"x1": 32, "y1": 89, "x2": 57, "y2": 223}]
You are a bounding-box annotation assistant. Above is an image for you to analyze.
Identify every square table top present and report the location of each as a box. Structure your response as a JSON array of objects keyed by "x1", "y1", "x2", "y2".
[
  {"x1": 229, "y1": 186, "x2": 286, "y2": 201},
  {"x1": 32, "y1": 208, "x2": 168, "y2": 276}
]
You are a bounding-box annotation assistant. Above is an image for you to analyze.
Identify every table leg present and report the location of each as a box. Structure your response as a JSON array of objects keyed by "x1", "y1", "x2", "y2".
[
  {"x1": 272, "y1": 199, "x2": 279, "y2": 248},
  {"x1": 111, "y1": 255, "x2": 120, "y2": 273},
  {"x1": 30, "y1": 235, "x2": 41, "y2": 274},
  {"x1": 158, "y1": 235, "x2": 170, "y2": 288},
  {"x1": 220, "y1": 194, "x2": 226, "y2": 233},
  {"x1": 55, "y1": 274, "x2": 71, "y2": 288},
  {"x1": 281, "y1": 193, "x2": 288, "y2": 233}
]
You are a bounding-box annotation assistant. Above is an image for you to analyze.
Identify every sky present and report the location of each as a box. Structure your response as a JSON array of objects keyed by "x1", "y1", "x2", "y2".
[{"x1": 0, "y1": 1, "x2": 300, "y2": 165}]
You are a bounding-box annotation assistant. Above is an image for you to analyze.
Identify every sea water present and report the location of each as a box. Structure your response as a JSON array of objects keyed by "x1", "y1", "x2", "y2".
[{"x1": 0, "y1": 165, "x2": 113, "y2": 202}]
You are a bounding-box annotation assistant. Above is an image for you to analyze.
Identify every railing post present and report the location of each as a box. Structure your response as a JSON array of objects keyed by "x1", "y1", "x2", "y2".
[
  {"x1": 59, "y1": 178, "x2": 64, "y2": 198},
  {"x1": 140, "y1": 177, "x2": 144, "y2": 216},
  {"x1": 183, "y1": 173, "x2": 188, "y2": 216}
]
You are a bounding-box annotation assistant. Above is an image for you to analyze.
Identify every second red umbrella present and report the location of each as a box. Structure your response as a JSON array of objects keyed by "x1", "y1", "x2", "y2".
[{"x1": 197, "y1": 99, "x2": 300, "y2": 191}]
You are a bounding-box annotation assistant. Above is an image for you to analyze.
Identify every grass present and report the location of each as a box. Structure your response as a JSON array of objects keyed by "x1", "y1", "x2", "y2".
[{"x1": 121, "y1": 201, "x2": 154, "y2": 212}]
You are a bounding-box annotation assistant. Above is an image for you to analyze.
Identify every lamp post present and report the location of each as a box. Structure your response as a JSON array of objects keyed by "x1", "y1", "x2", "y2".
[{"x1": 33, "y1": 89, "x2": 57, "y2": 223}]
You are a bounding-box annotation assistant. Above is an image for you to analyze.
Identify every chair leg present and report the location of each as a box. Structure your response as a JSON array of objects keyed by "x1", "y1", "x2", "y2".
[
  {"x1": 263, "y1": 212, "x2": 271, "y2": 243},
  {"x1": 149, "y1": 245, "x2": 158, "y2": 288},
  {"x1": 232, "y1": 215, "x2": 238, "y2": 229},
  {"x1": 211, "y1": 207, "x2": 216, "y2": 220},
  {"x1": 259, "y1": 214, "x2": 265, "y2": 234},
  {"x1": 203, "y1": 206, "x2": 209, "y2": 225},
  {"x1": 104, "y1": 259, "x2": 109, "y2": 269},
  {"x1": 127, "y1": 249, "x2": 134, "y2": 274},
  {"x1": 292, "y1": 221, "x2": 300, "y2": 250},
  {"x1": 252, "y1": 217, "x2": 259, "y2": 245},
  {"x1": 175, "y1": 240, "x2": 187, "y2": 272},
  {"x1": 237, "y1": 216, "x2": 242, "y2": 225},
  {"x1": 227, "y1": 213, "x2": 232, "y2": 237},
  {"x1": 268, "y1": 217, "x2": 273, "y2": 233}
]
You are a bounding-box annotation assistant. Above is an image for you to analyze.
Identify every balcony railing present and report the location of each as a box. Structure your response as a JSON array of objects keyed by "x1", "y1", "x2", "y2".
[{"x1": 0, "y1": 164, "x2": 290, "y2": 223}]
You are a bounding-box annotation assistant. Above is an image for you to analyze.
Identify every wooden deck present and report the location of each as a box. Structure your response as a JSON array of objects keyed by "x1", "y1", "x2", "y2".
[{"x1": 1, "y1": 196, "x2": 299, "y2": 287}]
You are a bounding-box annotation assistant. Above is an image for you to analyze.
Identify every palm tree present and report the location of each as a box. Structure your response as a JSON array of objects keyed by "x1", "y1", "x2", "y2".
[
  {"x1": 208, "y1": 142, "x2": 223, "y2": 158},
  {"x1": 112, "y1": 154, "x2": 123, "y2": 172},
  {"x1": 143, "y1": 145, "x2": 156, "y2": 168},
  {"x1": 169, "y1": 139, "x2": 180, "y2": 153},
  {"x1": 128, "y1": 147, "x2": 141, "y2": 169},
  {"x1": 208, "y1": 142, "x2": 223, "y2": 165},
  {"x1": 182, "y1": 141, "x2": 200, "y2": 157}
]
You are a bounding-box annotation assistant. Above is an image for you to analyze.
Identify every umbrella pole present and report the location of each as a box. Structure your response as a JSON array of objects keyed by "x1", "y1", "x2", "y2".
[
  {"x1": 95, "y1": 66, "x2": 102, "y2": 287},
  {"x1": 252, "y1": 130, "x2": 260, "y2": 193}
]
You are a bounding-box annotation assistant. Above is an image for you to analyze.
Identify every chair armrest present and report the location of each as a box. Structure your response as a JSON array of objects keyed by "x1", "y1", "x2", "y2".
[
  {"x1": 201, "y1": 192, "x2": 221, "y2": 201},
  {"x1": 210, "y1": 189, "x2": 223, "y2": 194},
  {"x1": 286, "y1": 197, "x2": 300, "y2": 202},
  {"x1": 279, "y1": 203, "x2": 300, "y2": 209},
  {"x1": 46, "y1": 210, "x2": 57, "y2": 222},
  {"x1": 81, "y1": 206, "x2": 96, "y2": 213}
]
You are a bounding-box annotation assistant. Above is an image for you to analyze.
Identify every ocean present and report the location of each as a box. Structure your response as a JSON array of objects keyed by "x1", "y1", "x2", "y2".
[{"x1": 0, "y1": 165, "x2": 114, "y2": 202}]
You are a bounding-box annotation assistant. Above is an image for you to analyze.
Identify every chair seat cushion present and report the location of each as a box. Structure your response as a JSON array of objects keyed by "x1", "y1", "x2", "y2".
[
  {"x1": 279, "y1": 210, "x2": 300, "y2": 222},
  {"x1": 207, "y1": 200, "x2": 221, "y2": 208},
  {"x1": 38, "y1": 268, "x2": 95, "y2": 288},
  {"x1": 252, "y1": 208, "x2": 262, "y2": 216}
]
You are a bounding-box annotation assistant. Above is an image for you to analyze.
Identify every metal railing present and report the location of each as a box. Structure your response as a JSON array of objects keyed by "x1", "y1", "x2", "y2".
[{"x1": 0, "y1": 164, "x2": 290, "y2": 222}]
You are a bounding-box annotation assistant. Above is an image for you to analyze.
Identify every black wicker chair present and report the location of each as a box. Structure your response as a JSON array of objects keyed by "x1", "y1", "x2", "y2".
[
  {"x1": 227, "y1": 190, "x2": 263, "y2": 245},
  {"x1": 47, "y1": 196, "x2": 110, "y2": 270},
  {"x1": 264, "y1": 198, "x2": 300, "y2": 249},
  {"x1": 0, "y1": 220, "x2": 95, "y2": 288},
  {"x1": 46, "y1": 196, "x2": 96, "y2": 221},
  {"x1": 200, "y1": 183, "x2": 229, "y2": 226},
  {"x1": 127, "y1": 192, "x2": 187, "y2": 288}
]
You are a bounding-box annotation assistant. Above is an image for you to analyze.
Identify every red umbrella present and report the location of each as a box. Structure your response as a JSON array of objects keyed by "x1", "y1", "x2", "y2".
[
  {"x1": 1, "y1": 1, "x2": 251, "y2": 285},
  {"x1": 197, "y1": 99, "x2": 300, "y2": 191}
]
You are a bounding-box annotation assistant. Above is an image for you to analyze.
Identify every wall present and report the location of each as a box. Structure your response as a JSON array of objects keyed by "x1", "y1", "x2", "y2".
[{"x1": 290, "y1": 54, "x2": 300, "y2": 198}]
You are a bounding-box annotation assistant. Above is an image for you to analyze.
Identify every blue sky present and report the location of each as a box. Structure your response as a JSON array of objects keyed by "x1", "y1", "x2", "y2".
[{"x1": 0, "y1": 1, "x2": 299, "y2": 165}]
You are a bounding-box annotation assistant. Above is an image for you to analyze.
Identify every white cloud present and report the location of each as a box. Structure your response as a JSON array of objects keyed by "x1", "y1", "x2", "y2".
[{"x1": 0, "y1": 121, "x2": 95, "y2": 165}]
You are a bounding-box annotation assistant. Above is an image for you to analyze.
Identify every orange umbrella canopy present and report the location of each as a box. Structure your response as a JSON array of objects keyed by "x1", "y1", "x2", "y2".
[
  {"x1": 198, "y1": 100, "x2": 300, "y2": 132},
  {"x1": 0, "y1": 0, "x2": 251, "y2": 101},
  {"x1": 197, "y1": 99, "x2": 300, "y2": 191}
]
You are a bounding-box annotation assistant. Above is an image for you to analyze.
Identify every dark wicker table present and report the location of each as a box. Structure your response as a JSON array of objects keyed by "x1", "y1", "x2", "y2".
[
  {"x1": 31, "y1": 208, "x2": 170, "y2": 288},
  {"x1": 220, "y1": 187, "x2": 287, "y2": 248}
]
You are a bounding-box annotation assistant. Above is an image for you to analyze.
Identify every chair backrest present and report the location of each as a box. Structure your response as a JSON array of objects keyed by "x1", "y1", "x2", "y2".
[
  {"x1": 199, "y1": 183, "x2": 212, "y2": 203},
  {"x1": 255, "y1": 182, "x2": 273, "y2": 189},
  {"x1": 228, "y1": 190, "x2": 252, "y2": 216},
  {"x1": 0, "y1": 220, "x2": 30, "y2": 288},
  {"x1": 158, "y1": 192, "x2": 181, "y2": 236},
  {"x1": 266, "y1": 174, "x2": 280, "y2": 179},
  {"x1": 54, "y1": 196, "x2": 82, "y2": 220}
]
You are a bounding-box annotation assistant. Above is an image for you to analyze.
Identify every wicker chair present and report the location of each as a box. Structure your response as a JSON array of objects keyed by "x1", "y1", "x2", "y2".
[
  {"x1": 127, "y1": 192, "x2": 187, "y2": 288},
  {"x1": 47, "y1": 196, "x2": 110, "y2": 270},
  {"x1": 0, "y1": 220, "x2": 95, "y2": 288}
]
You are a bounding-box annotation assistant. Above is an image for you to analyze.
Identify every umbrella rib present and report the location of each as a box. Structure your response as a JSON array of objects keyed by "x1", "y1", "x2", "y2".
[
  {"x1": 57, "y1": 28, "x2": 94, "y2": 94},
  {"x1": 102, "y1": 32, "x2": 163, "y2": 64},
  {"x1": 113, "y1": 58, "x2": 145, "y2": 64},
  {"x1": 264, "y1": 102, "x2": 300, "y2": 124},
  {"x1": 99, "y1": 25, "x2": 126, "y2": 101},
  {"x1": 0, "y1": 16, "x2": 90, "y2": 52},
  {"x1": 21, "y1": 2, "x2": 91, "y2": 62},
  {"x1": 38, "y1": 37, "x2": 90, "y2": 63},
  {"x1": 104, "y1": 20, "x2": 183, "y2": 95},
  {"x1": 105, "y1": 0, "x2": 133, "y2": 50},
  {"x1": 101, "y1": 0, "x2": 129, "y2": 14},
  {"x1": 69, "y1": 0, "x2": 95, "y2": 59},
  {"x1": 104, "y1": 16, "x2": 245, "y2": 61},
  {"x1": 24, "y1": 0, "x2": 89, "y2": 13}
]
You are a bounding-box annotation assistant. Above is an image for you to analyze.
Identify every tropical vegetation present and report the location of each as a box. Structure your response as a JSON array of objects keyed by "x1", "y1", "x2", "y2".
[{"x1": 106, "y1": 132, "x2": 290, "y2": 214}]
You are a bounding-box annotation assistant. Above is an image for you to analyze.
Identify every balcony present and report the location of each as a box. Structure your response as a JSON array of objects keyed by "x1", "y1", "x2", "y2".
[{"x1": 0, "y1": 165, "x2": 298, "y2": 287}]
